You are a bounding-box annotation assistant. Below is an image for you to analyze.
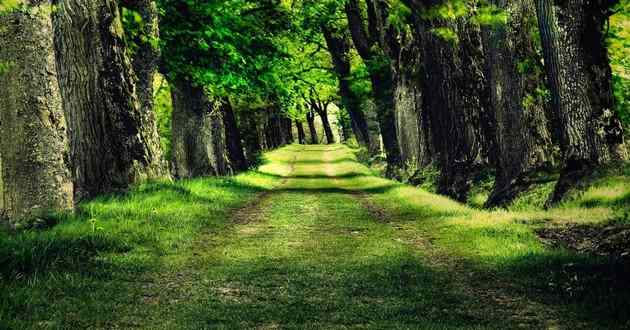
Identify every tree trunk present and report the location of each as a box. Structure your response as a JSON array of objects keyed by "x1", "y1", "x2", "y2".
[
  {"x1": 170, "y1": 79, "x2": 230, "y2": 178},
  {"x1": 390, "y1": 23, "x2": 433, "y2": 173},
  {"x1": 535, "y1": 0, "x2": 626, "y2": 206},
  {"x1": 121, "y1": 0, "x2": 168, "y2": 179},
  {"x1": 0, "y1": 2, "x2": 73, "y2": 224},
  {"x1": 222, "y1": 101, "x2": 248, "y2": 172},
  {"x1": 313, "y1": 105, "x2": 336, "y2": 144},
  {"x1": 53, "y1": 0, "x2": 156, "y2": 201},
  {"x1": 241, "y1": 110, "x2": 263, "y2": 163},
  {"x1": 296, "y1": 120, "x2": 307, "y2": 144},
  {"x1": 280, "y1": 117, "x2": 294, "y2": 145},
  {"x1": 306, "y1": 111, "x2": 319, "y2": 144},
  {"x1": 323, "y1": 27, "x2": 374, "y2": 150},
  {"x1": 412, "y1": 13, "x2": 491, "y2": 202},
  {"x1": 482, "y1": 0, "x2": 555, "y2": 208},
  {"x1": 345, "y1": 0, "x2": 402, "y2": 170}
]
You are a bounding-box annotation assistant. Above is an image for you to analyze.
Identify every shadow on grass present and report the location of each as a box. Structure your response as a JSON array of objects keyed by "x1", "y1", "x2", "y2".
[
  {"x1": 175, "y1": 255, "x2": 529, "y2": 329},
  {"x1": 484, "y1": 252, "x2": 630, "y2": 328},
  {"x1": 579, "y1": 191, "x2": 630, "y2": 209}
]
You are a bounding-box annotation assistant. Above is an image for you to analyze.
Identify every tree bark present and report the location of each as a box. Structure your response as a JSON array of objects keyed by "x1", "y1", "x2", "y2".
[
  {"x1": 0, "y1": 2, "x2": 73, "y2": 223},
  {"x1": 296, "y1": 120, "x2": 307, "y2": 144},
  {"x1": 53, "y1": 0, "x2": 157, "y2": 200},
  {"x1": 306, "y1": 111, "x2": 319, "y2": 144},
  {"x1": 240, "y1": 110, "x2": 263, "y2": 163},
  {"x1": 402, "y1": 5, "x2": 491, "y2": 201},
  {"x1": 170, "y1": 79, "x2": 230, "y2": 178},
  {"x1": 482, "y1": 0, "x2": 555, "y2": 208},
  {"x1": 535, "y1": 0, "x2": 626, "y2": 206},
  {"x1": 390, "y1": 23, "x2": 433, "y2": 173},
  {"x1": 222, "y1": 101, "x2": 248, "y2": 172},
  {"x1": 121, "y1": 0, "x2": 168, "y2": 179},
  {"x1": 319, "y1": 110, "x2": 336, "y2": 145},
  {"x1": 312, "y1": 102, "x2": 336, "y2": 144},
  {"x1": 345, "y1": 0, "x2": 402, "y2": 170}
]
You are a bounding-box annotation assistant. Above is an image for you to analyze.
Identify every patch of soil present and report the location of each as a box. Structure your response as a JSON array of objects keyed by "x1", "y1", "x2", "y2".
[{"x1": 536, "y1": 224, "x2": 630, "y2": 260}]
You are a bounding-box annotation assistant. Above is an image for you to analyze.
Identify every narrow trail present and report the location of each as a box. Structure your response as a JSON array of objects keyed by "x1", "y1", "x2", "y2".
[{"x1": 140, "y1": 145, "x2": 580, "y2": 329}]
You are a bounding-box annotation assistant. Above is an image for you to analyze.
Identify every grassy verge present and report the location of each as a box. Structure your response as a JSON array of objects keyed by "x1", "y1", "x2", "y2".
[{"x1": 0, "y1": 160, "x2": 285, "y2": 328}]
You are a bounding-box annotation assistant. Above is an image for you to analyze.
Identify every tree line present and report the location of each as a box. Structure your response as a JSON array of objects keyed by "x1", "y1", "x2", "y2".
[{"x1": 0, "y1": 0, "x2": 628, "y2": 226}]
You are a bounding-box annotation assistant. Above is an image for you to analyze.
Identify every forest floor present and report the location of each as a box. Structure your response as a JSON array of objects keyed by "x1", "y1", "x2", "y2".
[{"x1": 1, "y1": 144, "x2": 629, "y2": 329}]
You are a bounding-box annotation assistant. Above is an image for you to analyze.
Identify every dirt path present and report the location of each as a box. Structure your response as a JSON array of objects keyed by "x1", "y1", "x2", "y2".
[{"x1": 139, "y1": 145, "x2": 593, "y2": 329}]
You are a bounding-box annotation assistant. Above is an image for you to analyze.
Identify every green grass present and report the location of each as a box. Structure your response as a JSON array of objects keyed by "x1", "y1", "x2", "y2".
[{"x1": 1, "y1": 145, "x2": 629, "y2": 329}]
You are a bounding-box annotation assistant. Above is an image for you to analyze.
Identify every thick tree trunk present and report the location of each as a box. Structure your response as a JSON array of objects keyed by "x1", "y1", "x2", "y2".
[
  {"x1": 390, "y1": 25, "x2": 433, "y2": 173},
  {"x1": 0, "y1": 2, "x2": 73, "y2": 224},
  {"x1": 323, "y1": 28, "x2": 374, "y2": 150},
  {"x1": 536, "y1": 0, "x2": 626, "y2": 206},
  {"x1": 296, "y1": 121, "x2": 307, "y2": 144},
  {"x1": 222, "y1": 101, "x2": 248, "y2": 172},
  {"x1": 170, "y1": 79, "x2": 230, "y2": 178},
  {"x1": 306, "y1": 111, "x2": 319, "y2": 144},
  {"x1": 122, "y1": 0, "x2": 168, "y2": 179},
  {"x1": 53, "y1": 0, "x2": 156, "y2": 200},
  {"x1": 415, "y1": 15, "x2": 491, "y2": 202},
  {"x1": 482, "y1": 0, "x2": 555, "y2": 208}
]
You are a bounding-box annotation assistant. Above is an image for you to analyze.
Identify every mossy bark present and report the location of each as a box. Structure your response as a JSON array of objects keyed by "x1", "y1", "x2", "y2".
[
  {"x1": 122, "y1": 0, "x2": 169, "y2": 180},
  {"x1": 170, "y1": 79, "x2": 231, "y2": 178},
  {"x1": 0, "y1": 1, "x2": 73, "y2": 224},
  {"x1": 389, "y1": 19, "x2": 434, "y2": 175},
  {"x1": 402, "y1": 3, "x2": 492, "y2": 201},
  {"x1": 482, "y1": 0, "x2": 555, "y2": 208},
  {"x1": 53, "y1": 0, "x2": 157, "y2": 201},
  {"x1": 536, "y1": 0, "x2": 626, "y2": 205}
]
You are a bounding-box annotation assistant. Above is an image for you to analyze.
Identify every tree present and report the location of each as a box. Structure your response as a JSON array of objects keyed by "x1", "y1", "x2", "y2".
[
  {"x1": 402, "y1": 0, "x2": 492, "y2": 201},
  {"x1": 170, "y1": 79, "x2": 230, "y2": 178},
  {"x1": 323, "y1": 27, "x2": 378, "y2": 152},
  {"x1": 0, "y1": 1, "x2": 73, "y2": 223},
  {"x1": 306, "y1": 110, "x2": 320, "y2": 144},
  {"x1": 53, "y1": 0, "x2": 157, "y2": 201},
  {"x1": 121, "y1": 0, "x2": 169, "y2": 179},
  {"x1": 482, "y1": 0, "x2": 555, "y2": 208},
  {"x1": 345, "y1": 0, "x2": 402, "y2": 171},
  {"x1": 536, "y1": 0, "x2": 626, "y2": 205}
]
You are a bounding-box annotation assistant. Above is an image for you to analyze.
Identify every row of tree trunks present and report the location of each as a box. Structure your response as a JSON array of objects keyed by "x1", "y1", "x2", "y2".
[
  {"x1": 0, "y1": 1, "x2": 74, "y2": 223},
  {"x1": 262, "y1": 107, "x2": 293, "y2": 149},
  {"x1": 535, "y1": 0, "x2": 626, "y2": 206},
  {"x1": 170, "y1": 79, "x2": 230, "y2": 178},
  {"x1": 481, "y1": 0, "x2": 555, "y2": 208}
]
